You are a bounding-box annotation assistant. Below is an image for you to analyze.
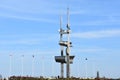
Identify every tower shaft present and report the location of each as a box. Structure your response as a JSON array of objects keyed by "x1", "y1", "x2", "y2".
[
  {"x1": 60, "y1": 16, "x2": 64, "y2": 78},
  {"x1": 61, "y1": 46, "x2": 64, "y2": 78},
  {"x1": 66, "y1": 54, "x2": 70, "y2": 78},
  {"x1": 66, "y1": 8, "x2": 70, "y2": 78}
]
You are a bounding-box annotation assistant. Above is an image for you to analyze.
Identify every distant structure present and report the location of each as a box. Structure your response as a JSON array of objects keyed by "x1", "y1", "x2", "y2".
[
  {"x1": 97, "y1": 71, "x2": 100, "y2": 79},
  {"x1": 95, "y1": 71, "x2": 100, "y2": 80},
  {"x1": 55, "y1": 8, "x2": 75, "y2": 78}
]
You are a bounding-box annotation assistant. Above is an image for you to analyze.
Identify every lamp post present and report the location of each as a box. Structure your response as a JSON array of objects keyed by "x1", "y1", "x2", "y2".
[
  {"x1": 42, "y1": 56, "x2": 44, "y2": 77},
  {"x1": 78, "y1": 58, "x2": 80, "y2": 77},
  {"x1": 52, "y1": 56, "x2": 54, "y2": 77},
  {"x1": 85, "y1": 58, "x2": 88, "y2": 79},
  {"x1": 32, "y1": 55, "x2": 35, "y2": 77},
  {"x1": 21, "y1": 55, "x2": 24, "y2": 77},
  {"x1": 92, "y1": 62, "x2": 95, "y2": 78},
  {"x1": 9, "y1": 54, "x2": 12, "y2": 78}
]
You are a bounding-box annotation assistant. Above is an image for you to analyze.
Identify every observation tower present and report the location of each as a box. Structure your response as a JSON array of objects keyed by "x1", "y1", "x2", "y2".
[{"x1": 55, "y1": 8, "x2": 75, "y2": 78}]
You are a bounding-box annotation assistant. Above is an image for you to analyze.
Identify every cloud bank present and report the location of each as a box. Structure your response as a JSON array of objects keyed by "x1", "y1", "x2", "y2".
[{"x1": 72, "y1": 29, "x2": 120, "y2": 38}]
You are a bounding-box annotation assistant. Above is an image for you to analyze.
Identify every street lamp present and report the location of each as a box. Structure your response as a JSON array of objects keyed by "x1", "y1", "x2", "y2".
[
  {"x1": 32, "y1": 55, "x2": 35, "y2": 77},
  {"x1": 78, "y1": 58, "x2": 80, "y2": 78},
  {"x1": 52, "y1": 56, "x2": 55, "y2": 77},
  {"x1": 9, "y1": 54, "x2": 12, "y2": 77},
  {"x1": 21, "y1": 55, "x2": 24, "y2": 76},
  {"x1": 42, "y1": 56, "x2": 44, "y2": 77},
  {"x1": 85, "y1": 58, "x2": 88, "y2": 79}
]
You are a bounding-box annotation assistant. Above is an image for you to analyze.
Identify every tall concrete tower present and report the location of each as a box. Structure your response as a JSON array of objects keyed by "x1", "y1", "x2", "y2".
[
  {"x1": 55, "y1": 8, "x2": 75, "y2": 78},
  {"x1": 60, "y1": 15, "x2": 64, "y2": 78},
  {"x1": 66, "y1": 8, "x2": 71, "y2": 78}
]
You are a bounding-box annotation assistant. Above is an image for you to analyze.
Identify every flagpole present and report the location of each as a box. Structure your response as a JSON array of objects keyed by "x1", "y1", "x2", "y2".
[
  {"x1": 9, "y1": 54, "x2": 12, "y2": 78},
  {"x1": 21, "y1": 55, "x2": 24, "y2": 77}
]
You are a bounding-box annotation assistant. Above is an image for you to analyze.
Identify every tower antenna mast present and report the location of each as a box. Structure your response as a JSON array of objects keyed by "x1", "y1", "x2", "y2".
[{"x1": 67, "y1": 8, "x2": 70, "y2": 30}]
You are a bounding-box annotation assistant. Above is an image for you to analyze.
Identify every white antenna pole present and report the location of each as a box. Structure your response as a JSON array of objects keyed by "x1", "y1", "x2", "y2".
[
  {"x1": 60, "y1": 15, "x2": 62, "y2": 30},
  {"x1": 67, "y1": 8, "x2": 70, "y2": 46},
  {"x1": 67, "y1": 8, "x2": 69, "y2": 26},
  {"x1": 67, "y1": 7, "x2": 70, "y2": 78},
  {"x1": 67, "y1": 8, "x2": 70, "y2": 30}
]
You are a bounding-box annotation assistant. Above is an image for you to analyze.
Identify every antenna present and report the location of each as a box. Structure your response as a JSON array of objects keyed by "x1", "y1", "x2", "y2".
[
  {"x1": 67, "y1": 8, "x2": 70, "y2": 30},
  {"x1": 60, "y1": 15, "x2": 63, "y2": 41},
  {"x1": 60, "y1": 15, "x2": 62, "y2": 30}
]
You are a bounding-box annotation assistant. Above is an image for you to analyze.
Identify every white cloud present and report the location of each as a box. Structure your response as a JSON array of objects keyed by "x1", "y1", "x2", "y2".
[
  {"x1": 71, "y1": 47, "x2": 107, "y2": 55},
  {"x1": 0, "y1": 38, "x2": 41, "y2": 45},
  {"x1": 0, "y1": 33, "x2": 58, "y2": 45},
  {"x1": 70, "y1": 10, "x2": 86, "y2": 15},
  {"x1": 72, "y1": 29, "x2": 120, "y2": 38},
  {"x1": 72, "y1": 18, "x2": 120, "y2": 27},
  {"x1": 0, "y1": 0, "x2": 55, "y2": 14},
  {"x1": 0, "y1": 12, "x2": 57, "y2": 23},
  {"x1": 0, "y1": 0, "x2": 60, "y2": 23}
]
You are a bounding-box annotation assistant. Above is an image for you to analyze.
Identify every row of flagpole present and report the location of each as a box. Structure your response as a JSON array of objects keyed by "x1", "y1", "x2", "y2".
[{"x1": 9, "y1": 54, "x2": 47, "y2": 78}]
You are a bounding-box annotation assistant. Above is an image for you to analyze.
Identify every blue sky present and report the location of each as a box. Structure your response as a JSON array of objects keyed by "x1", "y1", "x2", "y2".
[{"x1": 0, "y1": 0, "x2": 120, "y2": 78}]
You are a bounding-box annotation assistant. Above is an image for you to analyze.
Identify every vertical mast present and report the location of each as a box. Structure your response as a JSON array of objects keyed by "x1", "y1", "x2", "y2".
[
  {"x1": 60, "y1": 15, "x2": 64, "y2": 78},
  {"x1": 60, "y1": 15, "x2": 62, "y2": 41},
  {"x1": 66, "y1": 8, "x2": 70, "y2": 78},
  {"x1": 67, "y1": 8, "x2": 70, "y2": 30}
]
